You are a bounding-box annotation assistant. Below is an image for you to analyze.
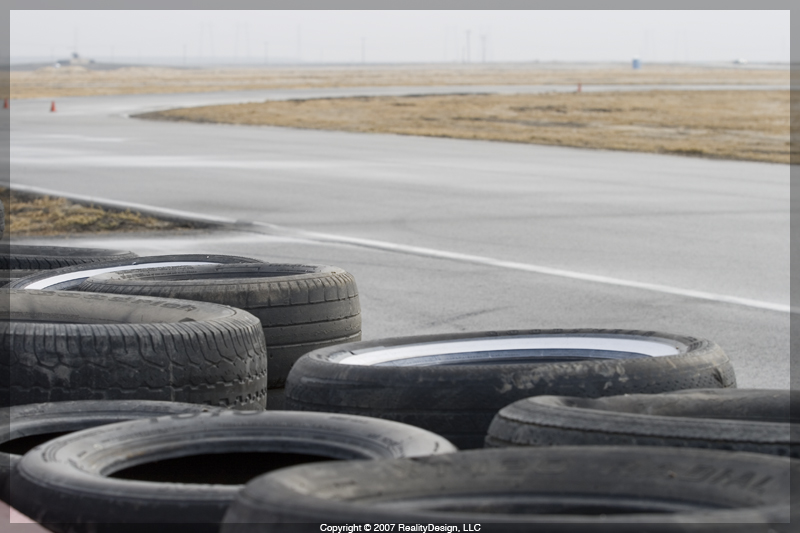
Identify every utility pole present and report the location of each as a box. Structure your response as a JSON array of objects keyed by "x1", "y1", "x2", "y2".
[
  {"x1": 683, "y1": 31, "x2": 688, "y2": 63},
  {"x1": 234, "y1": 23, "x2": 239, "y2": 62},
  {"x1": 361, "y1": 37, "x2": 365, "y2": 64},
  {"x1": 466, "y1": 30, "x2": 471, "y2": 63},
  {"x1": 183, "y1": 44, "x2": 187, "y2": 65},
  {"x1": 245, "y1": 24, "x2": 250, "y2": 60},
  {"x1": 481, "y1": 34, "x2": 487, "y2": 63},
  {"x1": 297, "y1": 25, "x2": 302, "y2": 63},
  {"x1": 209, "y1": 24, "x2": 215, "y2": 59},
  {"x1": 264, "y1": 42, "x2": 269, "y2": 65}
]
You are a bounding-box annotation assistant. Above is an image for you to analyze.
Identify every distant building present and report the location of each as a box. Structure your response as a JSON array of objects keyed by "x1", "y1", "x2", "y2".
[{"x1": 55, "y1": 52, "x2": 94, "y2": 67}]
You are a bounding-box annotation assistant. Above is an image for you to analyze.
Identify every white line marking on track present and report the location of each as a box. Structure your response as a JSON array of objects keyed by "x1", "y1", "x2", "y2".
[
  {"x1": 254, "y1": 222, "x2": 791, "y2": 314},
  {"x1": 12, "y1": 184, "x2": 791, "y2": 314}
]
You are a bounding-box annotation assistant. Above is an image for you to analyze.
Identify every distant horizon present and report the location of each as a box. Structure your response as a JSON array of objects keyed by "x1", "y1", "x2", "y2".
[
  {"x1": 9, "y1": 57, "x2": 793, "y2": 68},
  {"x1": 11, "y1": 10, "x2": 790, "y2": 65}
]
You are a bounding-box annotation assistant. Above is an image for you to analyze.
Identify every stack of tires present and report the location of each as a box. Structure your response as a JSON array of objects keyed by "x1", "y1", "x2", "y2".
[
  {"x1": 0, "y1": 224, "x2": 795, "y2": 531},
  {"x1": 235, "y1": 333, "x2": 796, "y2": 531},
  {"x1": 75, "y1": 262, "x2": 361, "y2": 409},
  {"x1": 4, "y1": 253, "x2": 362, "y2": 409},
  {"x1": 4, "y1": 402, "x2": 455, "y2": 532},
  {"x1": 1, "y1": 243, "x2": 383, "y2": 530}
]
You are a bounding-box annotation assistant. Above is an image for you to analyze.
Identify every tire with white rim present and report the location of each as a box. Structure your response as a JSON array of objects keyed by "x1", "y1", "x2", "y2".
[
  {"x1": 7, "y1": 254, "x2": 262, "y2": 291},
  {"x1": 285, "y1": 329, "x2": 736, "y2": 449}
]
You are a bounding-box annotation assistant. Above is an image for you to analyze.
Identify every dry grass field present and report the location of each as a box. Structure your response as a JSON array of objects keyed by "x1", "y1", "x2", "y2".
[
  {"x1": 0, "y1": 188, "x2": 206, "y2": 237},
  {"x1": 8, "y1": 63, "x2": 790, "y2": 99},
  {"x1": 140, "y1": 89, "x2": 793, "y2": 164}
]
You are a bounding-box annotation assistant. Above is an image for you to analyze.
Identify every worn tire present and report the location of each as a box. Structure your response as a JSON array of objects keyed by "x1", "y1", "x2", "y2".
[
  {"x1": 485, "y1": 388, "x2": 799, "y2": 456},
  {"x1": 77, "y1": 263, "x2": 361, "y2": 394},
  {"x1": 0, "y1": 269, "x2": 41, "y2": 288},
  {"x1": 221, "y1": 446, "x2": 794, "y2": 532},
  {"x1": 266, "y1": 388, "x2": 287, "y2": 411},
  {"x1": 10, "y1": 410, "x2": 456, "y2": 533},
  {"x1": 0, "y1": 289, "x2": 269, "y2": 409},
  {"x1": 285, "y1": 329, "x2": 736, "y2": 449},
  {"x1": 0, "y1": 400, "x2": 224, "y2": 503},
  {"x1": 0, "y1": 244, "x2": 138, "y2": 270},
  {"x1": 8, "y1": 253, "x2": 262, "y2": 291}
]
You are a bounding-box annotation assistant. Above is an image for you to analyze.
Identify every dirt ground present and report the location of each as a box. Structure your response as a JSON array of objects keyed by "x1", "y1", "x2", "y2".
[
  {"x1": 139, "y1": 89, "x2": 793, "y2": 164},
  {"x1": 0, "y1": 188, "x2": 208, "y2": 237},
  {"x1": 8, "y1": 63, "x2": 790, "y2": 99}
]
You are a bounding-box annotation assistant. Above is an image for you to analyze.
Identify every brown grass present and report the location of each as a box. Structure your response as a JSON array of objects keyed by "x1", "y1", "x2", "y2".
[
  {"x1": 8, "y1": 64, "x2": 790, "y2": 99},
  {"x1": 138, "y1": 90, "x2": 793, "y2": 164},
  {"x1": 0, "y1": 188, "x2": 208, "y2": 237}
]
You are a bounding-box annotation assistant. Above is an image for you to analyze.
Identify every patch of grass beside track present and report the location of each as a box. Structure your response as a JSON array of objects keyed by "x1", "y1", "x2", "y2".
[
  {"x1": 137, "y1": 90, "x2": 794, "y2": 164},
  {"x1": 0, "y1": 188, "x2": 210, "y2": 237}
]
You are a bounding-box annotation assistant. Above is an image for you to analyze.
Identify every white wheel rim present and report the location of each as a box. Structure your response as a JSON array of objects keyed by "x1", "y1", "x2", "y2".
[
  {"x1": 336, "y1": 336, "x2": 682, "y2": 366},
  {"x1": 22, "y1": 261, "x2": 217, "y2": 290}
]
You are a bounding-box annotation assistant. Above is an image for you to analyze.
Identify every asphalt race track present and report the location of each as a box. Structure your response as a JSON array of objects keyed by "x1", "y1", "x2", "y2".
[{"x1": 7, "y1": 86, "x2": 791, "y2": 390}]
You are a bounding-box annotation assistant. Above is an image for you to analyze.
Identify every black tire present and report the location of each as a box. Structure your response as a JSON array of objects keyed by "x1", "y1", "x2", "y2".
[
  {"x1": 0, "y1": 269, "x2": 41, "y2": 288},
  {"x1": 10, "y1": 410, "x2": 456, "y2": 533},
  {"x1": 77, "y1": 263, "x2": 361, "y2": 394},
  {"x1": 0, "y1": 244, "x2": 138, "y2": 270},
  {"x1": 221, "y1": 446, "x2": 794, "y2": 532},
  {"x1": 0, "y1": 400, "x2": 224, "y2": 503},
  {"x1": 485, "y1": 388, "x2": 799, "y2": 456},
  {"x1": 285, "y1": 329, "x2": 736, "y2": 449},
  {"x1": 266, "y1": 388, "x2": 287, "y2": 410},
  {"x1": 7, "y1": 253, "x2": 262, "y2": 291},
  {"x1": 0, "y1": 289, "x2": 268, "y2": 409}
]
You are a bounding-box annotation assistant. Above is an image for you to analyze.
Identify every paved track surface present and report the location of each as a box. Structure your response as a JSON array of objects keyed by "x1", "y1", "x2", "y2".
[{"x1": 7, "y1": 86, "x2": 791, "y2": 390}]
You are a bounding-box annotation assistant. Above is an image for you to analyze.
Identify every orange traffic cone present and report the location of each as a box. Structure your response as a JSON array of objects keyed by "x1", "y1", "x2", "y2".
[
  {"x1": 50, "y1": 101, "x2": 56, "y2": 112},
  {"x1": 3, "y1": 99, "x2": 8, "y2": 109}
]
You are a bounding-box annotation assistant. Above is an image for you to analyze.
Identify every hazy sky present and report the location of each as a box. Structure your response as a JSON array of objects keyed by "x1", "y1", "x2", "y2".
[{"x1": 10, "y1": 10, "x2": 791, "y2": 64}]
